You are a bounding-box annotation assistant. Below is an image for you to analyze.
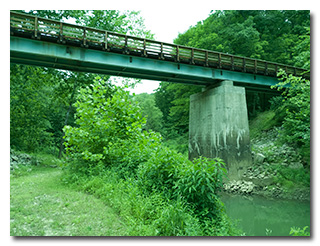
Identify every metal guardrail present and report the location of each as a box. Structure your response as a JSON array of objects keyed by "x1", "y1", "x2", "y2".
[{"x1": 10, "y1": 11, "x2": 310, "y2": 79}]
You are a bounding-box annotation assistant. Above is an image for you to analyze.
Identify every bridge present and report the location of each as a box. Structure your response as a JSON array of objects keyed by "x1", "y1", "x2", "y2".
[{"x1": 10, "y1": 11, "x2": 309, "y2": 180}]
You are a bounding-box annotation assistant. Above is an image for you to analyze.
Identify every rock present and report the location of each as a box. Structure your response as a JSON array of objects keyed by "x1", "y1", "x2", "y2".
[
  {"x1": 260, "y1": 177, "x2": 274, "y2": 186},
  {"x1": 253, "y1": 153, "x2": 265, "y2": 164},
  {"x1": 289, "y1": 162, "x2": 304, "y2": 169},
  {"x1": 223, "y1": 180, "x2": 256, "y2": 195},
  {"x1": 10, "y1": 149, "x2": 35, "y2": 170}
]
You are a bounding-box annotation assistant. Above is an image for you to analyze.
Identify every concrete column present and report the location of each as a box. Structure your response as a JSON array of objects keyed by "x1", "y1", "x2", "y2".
[{"x1": 189, "y1": 80, "x2": 252, "y2": 180}]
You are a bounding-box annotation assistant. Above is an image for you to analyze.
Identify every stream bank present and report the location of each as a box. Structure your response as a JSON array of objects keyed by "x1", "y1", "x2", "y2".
[{"x1": 223, "y1": 127, "x2": 310, "y2": 202}]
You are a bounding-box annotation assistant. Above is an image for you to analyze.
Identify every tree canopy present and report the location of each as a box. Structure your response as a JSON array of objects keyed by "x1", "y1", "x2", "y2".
[
  {"x1": 155, "y1": 10, "x2": 310, "y2": 143},
  {"x1": 10, "y1": 10, "x2": 152, "y2": 154}
]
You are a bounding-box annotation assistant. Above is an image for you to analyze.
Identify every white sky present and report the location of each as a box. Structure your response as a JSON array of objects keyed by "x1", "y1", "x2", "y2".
[{"x1": 125, "y1": 9, "x2": 211, "y2": 94}]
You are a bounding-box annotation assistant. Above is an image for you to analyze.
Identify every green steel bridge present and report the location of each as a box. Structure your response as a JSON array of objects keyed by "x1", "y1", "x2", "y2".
[{"x1": 10, "y1": 11, "x2": 309, "y2": 91}]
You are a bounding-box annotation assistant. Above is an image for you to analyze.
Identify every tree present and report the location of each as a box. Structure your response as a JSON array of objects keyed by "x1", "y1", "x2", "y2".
[
  {"x1": 155, "y1": 10, "x2": 310, "y2": 143},
  {"x1": 272, "y1": 70, "x2": 310, "y2": 166},
  {"x1": 174, "y1": 10, "x2": 310, "y2": 63},
  {"x1": 133, "y1": 93, "x2": 164, "y2": 134},
  {"x1": 10, "y1": 10, "x2": 153, "y2": 154},
  {"x1": 63, "y1": 77, "x2": 161, "y2": 173},
  {"x1": 74, "y1": 10, "x2": 154, "y2": 39},
  {"x1": 154, "y1": 82, "x2": 175, "y2": 128},
  {"x1": 10, "y1": 65, "x2": 57, "y2": 151},
  {"x1": 154, "y1": 82, "x2": 201, "y2": 135},
  {"x1": 292, "y1": 27, "x2": 310, "y2": 70}
]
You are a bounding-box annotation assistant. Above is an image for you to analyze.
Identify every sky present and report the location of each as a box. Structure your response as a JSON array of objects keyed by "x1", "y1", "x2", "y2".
[{"x1": 125, "y1": 9, "x2": 212, "y2": 94}]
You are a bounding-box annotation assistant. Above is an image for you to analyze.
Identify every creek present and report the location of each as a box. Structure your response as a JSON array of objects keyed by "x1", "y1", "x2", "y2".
[{"x1": 220, "y1": 193, "x2": 310, "y2": 236}]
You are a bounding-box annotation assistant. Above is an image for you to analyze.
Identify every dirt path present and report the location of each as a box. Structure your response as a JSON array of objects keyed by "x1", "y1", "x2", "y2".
[{"x1": 10, "y1": 167, "x2": 126, "y2": 236}]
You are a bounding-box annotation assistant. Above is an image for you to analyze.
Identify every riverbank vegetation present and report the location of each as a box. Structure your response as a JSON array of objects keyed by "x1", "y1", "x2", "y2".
[
  {"x1": 59, "y1": 78, "x2": 238, "y2": 236},
  {"x1": 10, "y1": 10, "x2": 310, "y2": 236}
]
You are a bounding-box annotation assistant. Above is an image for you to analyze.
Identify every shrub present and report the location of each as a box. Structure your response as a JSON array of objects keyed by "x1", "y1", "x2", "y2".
[
  {"x1": 62, "y1": 76, "x2": 237, "y2": 235},
  {"x1": 271, "y1": 164, "x2": 310, "y2": 188},
  {"x1": 138, "y1": 147, "x2": 228, "y2": 219},
  {"x1": 152, "y1": 197, "x2": 203, "y2": 236},
  {"x1": 63, "y1": 77, "x2": 161, "y2": 174},
  {"x1": 289, "y1": 226, "x2": 310, "y2": 236},
  {"x1": 272, "y1": 70, "x2": 310, "y2": 166},
  {"x1": 137, "y1": 147, "x2": 183, "y2": 195},
  {"x1": 174, "y1": 157, "x2": 227, "y2": 219}
]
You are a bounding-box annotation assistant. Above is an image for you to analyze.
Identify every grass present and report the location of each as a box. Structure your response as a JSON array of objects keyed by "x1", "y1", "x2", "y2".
[
  {"x1": 10, "y1": 154, "x2": 241, "y2": 236},
  {"x1": 249, "y1": 110, "x2": 277, "y2": 139},
  {"x1": 10, "y1": 167, "x2": 126, "y2": 236}
]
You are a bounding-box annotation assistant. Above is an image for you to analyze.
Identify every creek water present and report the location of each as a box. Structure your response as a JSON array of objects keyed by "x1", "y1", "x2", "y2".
[{"x1": 220, "y1": 193, "x2": 310, "y2": 236}]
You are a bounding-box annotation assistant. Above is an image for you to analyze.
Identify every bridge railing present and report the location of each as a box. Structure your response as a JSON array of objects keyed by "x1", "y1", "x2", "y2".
[{"x1": 10, "y1": 11, "x2": 309, "y2": 79}]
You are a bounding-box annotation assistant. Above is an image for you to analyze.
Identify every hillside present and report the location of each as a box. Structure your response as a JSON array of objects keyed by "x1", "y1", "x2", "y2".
[{"x1": 223, "y1": 109, "x2": 310, "y2": 201}]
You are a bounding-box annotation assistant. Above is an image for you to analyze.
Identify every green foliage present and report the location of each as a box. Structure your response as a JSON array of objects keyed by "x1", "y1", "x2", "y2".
[
  {"x1": 10, "y1": 65, "x2": 57, "y2": 152},
  {"x1": 289, "y1": 226, "x2": 310, "y2": 236},
  {"x1": 292, "y1": 27, "x2": 310, "y2": 69},
  {"x1": 138, "y1": 147, "x2": 227, "y2": 218},
  {"x1": 154, "y1": 82, "x2": 175, "y2": 125},
  {"x1": 64, "y1": 167, "x2": 235, "y2": 236},
  {"x1": 61, "y1": 78, "x2": 236, "y2": 235},
  {"x1": 174, "y1": 157, "x2": 227, "y2": 219},
  {"x1": 22, "y1": 10, "x2": 154, "y2": 39},
  {"x1": 137, "y1": 148, "x2": 181, "y2": 194},
  {"x1": 249, "y1": 110, "x2": 278, "y2": 138},
  {"x1": 155, "y1": 10, "x2": 310, "y2": 146},
  {"x1": 21, "y1": 10, "x2": 86, "y2": 21},
  {"x1": 175, "y1": 10, "x2": 309, "y2": 64},
  {"x1": 154, "y1": 82, "x2": 201, "y2": 150},
  {"x1": 75, "y1": 10, "x2": 154, "y2": 39},
  {"x1": 10, "y1": 10, "x2": 152, "y2": 155},
  {"x1": 63, "y1": 77, "x2": 161, "y2": 174},
  {"x1": 271, "y1": 164, "x2": 310, "y2": 188},
  {"x1": 166, "y1": 83, "x2": 201, "y2": 133},
  {"x1": 162, "y1": 131, "x2": 189, "y2": 155},
  {"x1": 272, "y1": 70, "x2": 310, "y2": 165},
  {"x1": 133, "y1": 93, "x2": 164, "y2": 134}
]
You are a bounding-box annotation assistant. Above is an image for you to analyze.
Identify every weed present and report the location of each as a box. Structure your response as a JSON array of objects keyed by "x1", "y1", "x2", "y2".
[{"x1": 289, "y1": 226, "x2": 310, "y2": 236}]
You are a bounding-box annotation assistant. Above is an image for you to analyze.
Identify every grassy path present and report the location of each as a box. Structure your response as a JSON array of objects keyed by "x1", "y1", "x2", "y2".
[{"x1": 10, "y1": 167, "x2": 126, "y2": 236}]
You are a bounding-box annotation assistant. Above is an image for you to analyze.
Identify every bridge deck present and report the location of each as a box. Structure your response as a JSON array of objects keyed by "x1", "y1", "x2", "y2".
[{"x1": 10, "y1": 11, "x2": 309, "y2": 88}]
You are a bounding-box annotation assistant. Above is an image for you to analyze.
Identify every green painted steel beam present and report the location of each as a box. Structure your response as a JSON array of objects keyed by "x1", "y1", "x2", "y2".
[{"x1": 10, "y1": 36, "x2": 280, "y2": 88}]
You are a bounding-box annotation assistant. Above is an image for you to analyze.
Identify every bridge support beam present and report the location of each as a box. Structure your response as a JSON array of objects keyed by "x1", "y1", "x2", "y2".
[{"x1": 189, "y1": 80, "x2": 252, "y2": 180}]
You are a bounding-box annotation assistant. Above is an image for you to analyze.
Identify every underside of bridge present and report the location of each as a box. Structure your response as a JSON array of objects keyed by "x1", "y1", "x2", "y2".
[{"x1": 10, "y1": 36, "x2": 282, "y2": 92}]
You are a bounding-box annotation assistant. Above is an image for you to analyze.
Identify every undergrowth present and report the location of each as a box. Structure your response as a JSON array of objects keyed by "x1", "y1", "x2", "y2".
[
  {"x1": 61, "y1": 161, "x2": 240, "y2": 236},
  {"x1": 60, "y1": 77, "x2": 241, "y2": 236}
]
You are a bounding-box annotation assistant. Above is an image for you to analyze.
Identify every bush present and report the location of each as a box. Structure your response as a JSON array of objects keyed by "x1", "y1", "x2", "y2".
[
  {"x1": 63, "y1": 77, "x2": 161, "y2": 174},
  {"x1": 62, "y1": 77, "x2": 238, "y2": 235},
  {"x1": 138, "y1": 147, "x2": 228, "y2": 219},
  {"x1": 152, "y1": 197, "x2": 203, "y2": 236},
  {"x1": 174, "y1": 157, "x2": 227, "y2": 219},
  {"x1": 272, "y1": 70, "x2": 310, "y2": 166},
  {"x1": 137, "y1": 147, "x2": 183, "y2": 195},
  {"x1": 289, "y1": 226, "x2": 310, "y2": 236},
  {"x1": 271, "y1": 164, "x2": 310, "y2": 188}
]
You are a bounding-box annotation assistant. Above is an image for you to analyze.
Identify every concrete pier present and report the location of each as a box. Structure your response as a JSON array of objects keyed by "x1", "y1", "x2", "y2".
[{"x1": 189, "y1": 81, "x2": 252, "y2": 180}]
